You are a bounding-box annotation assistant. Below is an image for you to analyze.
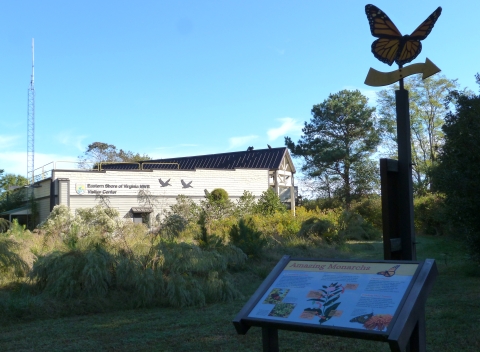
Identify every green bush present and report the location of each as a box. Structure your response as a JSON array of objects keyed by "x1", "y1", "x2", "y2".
[
  {"x1": 414, "y1": 193, "x2": 448, "y2": 236},
  {"x1": 298, "y1": 217, "x2": 335, "y2": 238},
  {"x1": 0, "y1": 233, "x2": 29, "y2": 283},
  {"x1": 351, "y1": 195, "x2": 382, "y2": 231},
  {"x1": 159, "y1": 214, "x2": 187, "y2": 241},
  {"x1": 0, "y1": 218, "x2": 10, "y2": 233},
  {"x1": 209, "y1": 188, "x2": 229, "y2": 203},
  {"x1": 337, "y1": 211, "x2": 381, "y2": 241},
  {"x1": 254, "y1": 189, "x2": 287, "y2": 215},
  {"x1": 229, "y1": 218, "x2": 266, "y2": 258},
  {"x1": 234, "y1": 191, "x2": 257, "y2": 218}
]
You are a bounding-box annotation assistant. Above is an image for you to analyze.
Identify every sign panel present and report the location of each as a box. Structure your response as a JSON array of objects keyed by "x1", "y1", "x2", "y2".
[{"x1": 246, "y1": 260, "x2": 418, "y2": 333}]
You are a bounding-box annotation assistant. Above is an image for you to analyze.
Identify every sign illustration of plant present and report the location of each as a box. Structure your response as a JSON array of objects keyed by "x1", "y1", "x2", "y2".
[
  {"x1": 263, "y1": 288, "x2": 289, "y2": 304},
  {"x1": 268, "y1": 303, "x2": 296, "y2": 318},
  {"x1": 303, "y1": 282, "x2": 345, "y2": 324}
]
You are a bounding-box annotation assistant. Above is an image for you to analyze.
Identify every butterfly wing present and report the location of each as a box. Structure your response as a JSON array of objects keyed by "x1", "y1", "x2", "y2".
[
  {"x1": 350, "y1": 313, "x2": 374, "y2": 324},
  {"x1": 371, "y1": 38, "x2": 400, "y2": 66},
  {"x1": 395, "y1": 41, "x2": 422, "y2": 66},
  {"x1": 365, "y1": 4, "x2": 402, "y2": 38},
  {"x1": 365, "y1": 4, "x2": 402, "y2": 66},
  {"x1": 377, "y1": 265, "x2": 400, "y2": 277},
  {"x1": 409, "y1": 7, "x2": 442, "y2": 40},
  {"x1": 395, "y1": 7, "x2": 442, "y2": 66}
]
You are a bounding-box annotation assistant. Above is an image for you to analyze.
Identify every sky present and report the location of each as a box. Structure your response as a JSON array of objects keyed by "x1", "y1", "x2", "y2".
[{"x1": 1, "y1": 0, "x2": 479, "y2": 183}]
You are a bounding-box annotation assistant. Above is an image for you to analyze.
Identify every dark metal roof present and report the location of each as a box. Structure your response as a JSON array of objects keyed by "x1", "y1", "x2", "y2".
[{"x1": 103, "y1": 147, "x2": 291, "y2": 171}]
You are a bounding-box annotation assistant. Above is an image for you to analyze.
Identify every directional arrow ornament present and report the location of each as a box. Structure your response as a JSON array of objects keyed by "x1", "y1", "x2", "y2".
[{"x1": 364, "y1": 58, "x2": 441, "y2": 87}]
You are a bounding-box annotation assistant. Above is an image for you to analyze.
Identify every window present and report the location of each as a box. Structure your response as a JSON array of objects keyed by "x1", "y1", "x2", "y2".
[{"x1": 131, "y1": 207, "x2": 153, "y2": 225}]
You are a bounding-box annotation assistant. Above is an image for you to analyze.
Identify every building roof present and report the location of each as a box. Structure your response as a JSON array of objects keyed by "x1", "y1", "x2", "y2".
[
  {"x1": 102, "y1": 147, "x2": 295, "y2": 172},
  {"x1": 0, "y1": 205, "x2": 31, "y2": 216}
]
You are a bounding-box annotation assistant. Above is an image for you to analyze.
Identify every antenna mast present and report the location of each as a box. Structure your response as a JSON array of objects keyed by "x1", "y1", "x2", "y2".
[{"x1": 27, "y1": 38, "x2": 35, "y2": 183}]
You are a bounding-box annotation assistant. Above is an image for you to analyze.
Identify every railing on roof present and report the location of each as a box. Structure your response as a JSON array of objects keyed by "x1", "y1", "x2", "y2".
[
  {"x1": 98, "y1": 162, "x2": 180, "y2": 170},
  {"x1": 27, "y1": 161, "x2": 180, "y2": 184},
  {"x1": 140, "y1": 162, "x2": 180, "y2": 170}
]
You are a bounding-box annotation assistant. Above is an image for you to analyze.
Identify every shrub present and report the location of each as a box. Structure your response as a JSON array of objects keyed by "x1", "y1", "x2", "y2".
[
  {"x1": 168, "y1": 195, "x2": 201, "y2": 223},
  {"x1": 337, "y1": 211, "x2": 381, "y2": 241},
  {"x1": 0, "y1": 234, "x2": 29, "y2": 283},
  {"x1": 414, "y1": 193, "x2": 448, "y2": 236},
  {"x1": 254, "y1": 189, "x2": 287, "y2": 215},
  {"x1": 209, "y1": 188, "x2": 229, "y2": 203},
  {"x1": 229, "y1": 218, "x2": 266, "y2": 258},
  {"x1": 351, "y1": 195, "x2": 383, "y2": 231},
  {"x1": 159, "y1": 214, "x2": 188, "y2": 241},
  {"x1": 234, "y1": 191, "x2": 256, "y2": 218},
  {"x1": 0, "y1": 218, "x2": 10, "y2": 233},
  {"x1": 298, "y1": 217, "x2": 335, "y2": 238}
]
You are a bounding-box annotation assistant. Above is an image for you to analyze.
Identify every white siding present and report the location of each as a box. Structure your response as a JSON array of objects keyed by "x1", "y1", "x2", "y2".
[
  {"x1": 53, "y1": 168, "x2": 269, "y2": 222},
  {"x1": 37, "y1": 198, "x2": 51, "y2": 226}
]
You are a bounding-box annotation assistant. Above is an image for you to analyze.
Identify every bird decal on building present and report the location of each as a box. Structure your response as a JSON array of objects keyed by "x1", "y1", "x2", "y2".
[
  {"x1": 181, "y1": 180, "x2": 193, "y2": 188},
  {"x1": 158, "y1": 178, "x2": 172, "y2": 187}
]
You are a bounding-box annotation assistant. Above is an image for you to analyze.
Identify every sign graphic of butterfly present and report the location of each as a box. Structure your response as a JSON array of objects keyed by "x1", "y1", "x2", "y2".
[
  {"x1": 350, "y1": 312, "x2": 374, "y2": 324},
  {"x1": 377, "y1": 264, "x2": 400, "y2": 277},
  {"x1": 365, "y1": 4, "x2": 442, "y2": 66}
]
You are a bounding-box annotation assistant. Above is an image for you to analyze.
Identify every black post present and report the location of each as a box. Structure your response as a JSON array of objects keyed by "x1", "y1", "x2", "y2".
[
  {"x1": 406, "y1": 308, "x2": 426, "y2": 352},
  {"x1": 262, "y1": 327, "x2": 279, "y2": 352},
  {"x1": 380, "y1": 158, "x2": 401, "y2": 260},
  {"x1": 395, "y1": 88, "x2": 416, "y2": 260}
]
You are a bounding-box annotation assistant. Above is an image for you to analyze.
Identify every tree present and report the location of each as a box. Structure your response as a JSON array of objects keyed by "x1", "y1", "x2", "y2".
[
  {"x1": 0, "y1": 171, "x2": 29, "y2": 213},
  {"x1": 78, "y1": 142, "x2": 150, "y2": 169},
  {"x1": 376, "y1": 75, "x2": 460, "y2": 194},
  {"x1": 254, "y1": 189, "x2": 286, "y2": 215},
  {"x1": 285, "y1": 90, "x2": 380, "y2": 208},
  {"x1": 432, "y1": 82, "x2": 480, "y2": 260}
]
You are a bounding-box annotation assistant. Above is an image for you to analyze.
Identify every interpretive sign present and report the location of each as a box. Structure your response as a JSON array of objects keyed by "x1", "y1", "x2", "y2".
[
  {"x1": 248, "y1": 260, "x2": 418, "y2": 332},
  {"x1": 234, "y1": 256, "x2": 437, "y2": 352}
]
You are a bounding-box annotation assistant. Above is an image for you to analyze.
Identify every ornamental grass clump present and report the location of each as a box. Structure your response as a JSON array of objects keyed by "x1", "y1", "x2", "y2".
[
  {"x1": 0, "y1": 234, "x2": 29, "y2": 284},
  {"x1": 30, "y1": 241, "x2": 115, "y2": 299},
  {"x1": 30, "y1": 204, "x2": 245, "y2": 308}
]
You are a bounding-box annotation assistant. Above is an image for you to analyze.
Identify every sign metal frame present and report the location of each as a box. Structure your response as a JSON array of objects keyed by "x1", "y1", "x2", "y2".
[{"x1": 233, "y1": 256, "x2": 437, "y2": 352}]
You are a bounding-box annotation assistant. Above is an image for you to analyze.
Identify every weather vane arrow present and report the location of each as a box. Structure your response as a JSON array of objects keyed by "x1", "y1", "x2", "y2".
[{"x1": 364, "y1": 58, "x2": 441, "y2": 87}]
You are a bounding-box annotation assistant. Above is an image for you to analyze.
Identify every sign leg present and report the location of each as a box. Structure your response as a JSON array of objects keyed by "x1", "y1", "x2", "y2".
[
  {"x1": 407, "y1": 307, "x2": 426, "y2": 352},
  {"x1": 262, "y1": 327, "x2": 279, "y2": 352}
]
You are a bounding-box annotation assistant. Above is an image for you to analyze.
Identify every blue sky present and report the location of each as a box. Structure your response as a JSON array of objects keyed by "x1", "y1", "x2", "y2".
[{"x1": 1, "y1": 0, "x2": 479, "y2": 179}]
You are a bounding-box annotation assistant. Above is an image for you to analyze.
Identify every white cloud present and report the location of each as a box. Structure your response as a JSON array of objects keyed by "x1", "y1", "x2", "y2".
[
  {"x1": 267, "y1": 118, "x2": 303, "y2": 141},
  {"x1": 0, "y1": 135, "x2": 21, "y2": 149},
  {"x1": 228, "y1": 135, "x2": 258, "y2": 149},
  {"x1": 55, "y1": 131, "x2": 88, "y2": 151}
]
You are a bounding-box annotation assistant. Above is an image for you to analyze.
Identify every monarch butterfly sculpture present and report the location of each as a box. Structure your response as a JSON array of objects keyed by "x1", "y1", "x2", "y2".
[
  {"x1": 365, "y1": 4, "x2": 442, "y2": 66},
  {"x1": 377, "y1": 264, "x2": 400, "y2": 277}
]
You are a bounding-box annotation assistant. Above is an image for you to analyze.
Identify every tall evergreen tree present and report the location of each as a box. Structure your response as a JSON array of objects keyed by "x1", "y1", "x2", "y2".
[{"x1": 285, "y1": 90, "x2": 380, "y2": 208}]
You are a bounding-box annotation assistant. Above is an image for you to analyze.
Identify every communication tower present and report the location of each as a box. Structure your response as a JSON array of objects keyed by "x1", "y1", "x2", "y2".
[{"x1": 27, "y1": 39, "x2": 35, "y2": 183}]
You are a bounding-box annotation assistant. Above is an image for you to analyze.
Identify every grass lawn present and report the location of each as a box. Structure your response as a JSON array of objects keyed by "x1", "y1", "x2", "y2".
[{"x1": 1, "y1": 235, "x2": 479, "y2": 351}]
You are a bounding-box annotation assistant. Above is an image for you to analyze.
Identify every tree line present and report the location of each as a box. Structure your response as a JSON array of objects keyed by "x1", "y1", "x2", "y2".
[
  {"x1": 285, "y1": 73, "x2": 480, "y2": 260},
  {"x1": 2, "y1": 73, "x2": 480, "y2": 260}
]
